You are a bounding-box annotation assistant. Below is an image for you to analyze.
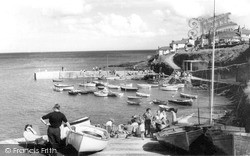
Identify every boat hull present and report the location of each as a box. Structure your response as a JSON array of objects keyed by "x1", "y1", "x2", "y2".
[
  {"x1": 168, "y1": 99, "x2": 193, "y2": 106},
  {"x1": 180, "y1": 93, "x2": 198, "y2": 99},
  {"x1": 136, "y1": 92, "x2": 150, "y2": 97},
  {"x1": 120, "y1": 86, "x2": 138, "y2": 91},
  {"x1": 67, "y1": 125, "x2": 109, "y2": 152},
  {"x1": 157, "y1": 126, "x2": 203, "y2": 151}
]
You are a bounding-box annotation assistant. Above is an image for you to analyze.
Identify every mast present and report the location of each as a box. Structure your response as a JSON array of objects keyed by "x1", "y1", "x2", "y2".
[{"x1": 210, "y1": 0, "x2": 216, "y2": 124}]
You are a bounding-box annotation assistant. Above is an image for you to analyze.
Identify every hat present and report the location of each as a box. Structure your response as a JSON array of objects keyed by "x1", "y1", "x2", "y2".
[{"x1": 53, "y1": 104, "x2": 60, "y2": 109}]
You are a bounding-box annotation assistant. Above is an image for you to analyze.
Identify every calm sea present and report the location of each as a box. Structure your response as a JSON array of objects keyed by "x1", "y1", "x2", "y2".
[{"x1": 0, "y1": 50, "x2": 229, "y2": 141}]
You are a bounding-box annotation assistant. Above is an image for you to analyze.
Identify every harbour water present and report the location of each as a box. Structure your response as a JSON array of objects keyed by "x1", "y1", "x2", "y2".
[{"x1": 0, "y1": 50, "x2": 230, "y2": 141}]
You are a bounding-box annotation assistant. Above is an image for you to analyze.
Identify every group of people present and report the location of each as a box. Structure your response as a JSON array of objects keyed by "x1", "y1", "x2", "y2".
[{"x1": 103, "y1": 107, "x2": 180, "y2": 140}]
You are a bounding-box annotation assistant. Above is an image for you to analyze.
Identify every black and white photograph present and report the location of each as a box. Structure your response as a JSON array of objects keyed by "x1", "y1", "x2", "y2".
[{"x1": 0, "y1": 0, "x2": 250, "y2": 155}]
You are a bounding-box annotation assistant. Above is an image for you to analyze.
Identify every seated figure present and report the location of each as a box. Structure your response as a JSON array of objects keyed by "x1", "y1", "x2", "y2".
[{"x1": 23, "y1": 124, "x2": 46, "y2": 145}]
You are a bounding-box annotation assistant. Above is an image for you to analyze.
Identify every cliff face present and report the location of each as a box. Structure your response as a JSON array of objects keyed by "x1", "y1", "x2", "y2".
[{"x1": 174, "y1": 44, "x2": 250, "y2": 67}]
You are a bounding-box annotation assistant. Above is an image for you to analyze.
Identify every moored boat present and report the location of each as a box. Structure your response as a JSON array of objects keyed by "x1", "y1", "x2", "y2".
[
  {"x1": 168, "y1": 99, "x2": 193, "y2": 106},
  {"x1": 127, "y1": 100, "x2": 141, "y2": 105},
  {"x1": 108, "y1": 91, "x2": 124, "y2": 97},
  {"x1": 137, "y1": 84, "x2": 151, "y2": 89},
  {"x1": 54, "y1": 84, "x2": 74, "y2": 91},
  {"x1": 106, "y1": 84, "x2": 121, "y2": 89},
  {"x1": 120, "y1": 86, "x2": 138, "y2": 91},
  {"x1": 180, "y1": 93, "x2": 198, "y2": 99},
  {"x1": 152, "y1": 99, "x2": 168, "y2": 105},
  {"x1": 162, "y1": 83, "x2": 185, "y2": 88},
  {"x1": 68, "y1": 90, "x2": 81, "y2": 95},
  {"x1": 94, "y1": 90, "x2": 108, "y2": 97},
  {"x1": 136, "y1": 92, "x2": 150, "y2": 97},
  {"x1": 79, "y1": 82, "x2": 96, "y2": 87},
  {"x1": 66, "y1": 125, "x2": 110, "y2": 153},
  {"x1": 127, "y1": 96, "x2": 142, "y2": 100},
  {"x1": 160, "y1": 86, "x2": 178, "y2": 91}
]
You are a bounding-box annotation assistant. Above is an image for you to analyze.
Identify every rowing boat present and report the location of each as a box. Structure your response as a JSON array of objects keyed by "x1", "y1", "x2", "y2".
[
  {"x1": 168, "y1": 99, "x2": 193, "y2": 106},
  {"x1": 180, "y1": 93, "x2": 198, "y2": 99}
]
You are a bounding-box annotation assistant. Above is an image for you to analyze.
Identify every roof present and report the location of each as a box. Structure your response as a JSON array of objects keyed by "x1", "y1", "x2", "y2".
[
  {"x1": 158, "y1": 46, "x2": 171, "y2": 51},
  {"x1": 172, "y1": 39, "x2": 189, "y2": 44}
]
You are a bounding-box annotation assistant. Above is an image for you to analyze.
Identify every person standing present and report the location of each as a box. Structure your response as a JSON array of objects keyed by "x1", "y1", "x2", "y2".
[
  {"x1": 40, "y1": 104, "x2": 73, "y2": 149},
  {"x1": 143, "y1": 108, "x2": 152, "y2": 137}
]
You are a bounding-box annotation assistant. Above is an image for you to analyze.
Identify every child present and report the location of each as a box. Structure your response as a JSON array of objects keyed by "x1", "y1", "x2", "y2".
[{"x1": 139, "y1": 118, "x2": 145, "y2": 140}]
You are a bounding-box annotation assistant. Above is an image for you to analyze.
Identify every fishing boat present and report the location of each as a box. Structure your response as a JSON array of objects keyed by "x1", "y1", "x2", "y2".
[
  {"x1": 106, "y1": 84, "x2": 121, "y2": 89},
  {"x1": 54, "y1": 84, "x2": 74, "y2": 91},
  {"x1": 137, "y1": 84, "x2": 151, "y2": 89},
  {"x1": 168, "y1": 99, "x2": 193, "y2": 106},
  {"x1": 127, "y1": 100, "x2": 141, "y2": 105},
  {"x1": 156, "y1": 126, "x2": 203, "y2": 152},
  {"x1": 79, "y1": 82, "x2": 96, "y2": 87},
  {"x1": 66, "y1": 125, "x2": 110, "y2": 153},
  {"x1": 94, "y1": 90, "x2": 108, "y2": 97},
  {"x1": 151, "y1": 99, "x2": 168, "y2": 105},
  {"x1": 160, "y1": 86, "x2": 178, "y2": 91},
  {"x1": 120, "y1": 86, "x2": 139, "y2": 91},
  {"x1": 136, "y1": 92, "x2": 150, "y2": 97},
  {"x1": 180, "y1": 93, "x2": 198, "y2": 99}
]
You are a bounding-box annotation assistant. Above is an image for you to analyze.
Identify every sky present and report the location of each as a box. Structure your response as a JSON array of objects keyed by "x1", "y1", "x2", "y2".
[{"x1": 0, "y1": 0, "x2": 249, "y2": 52}]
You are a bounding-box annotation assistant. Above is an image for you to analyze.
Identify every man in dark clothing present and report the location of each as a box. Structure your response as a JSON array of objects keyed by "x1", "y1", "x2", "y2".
[{"x1": 40, "y1": 104, "x2": 73, "y2": 149}]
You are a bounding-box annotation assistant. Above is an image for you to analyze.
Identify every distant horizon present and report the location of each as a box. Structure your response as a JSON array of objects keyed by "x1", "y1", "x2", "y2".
[{"x1": 0, "y1": 49, "x2": 157, "y2": 54}]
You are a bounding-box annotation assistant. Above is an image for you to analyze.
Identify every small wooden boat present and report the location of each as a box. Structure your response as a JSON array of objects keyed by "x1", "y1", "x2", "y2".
[
  {"x1": 106, "y1": 84, "x2": 121, "y2": 89},
  {"x1": 156, "y1": 126, "x2": 203, "y2": 151},
  {"x1": 137, "y1": 84, "x2": 151, "y2": 89},
  {"x1": 52, "y1": 79, "x2": 63, "y2": 82},
  {"x1": 127, "y1": 96, "x2": 142, "y2": 100},
  {"x1": 120, "y1": 86, "x2": 138, "y2": 91},
  {"x1": 127, "y1": 100, "x2": 141, "y2": 105},
  {"x1": 152, "y1": 99, "x2": 168, "y2": 105},
  {"x1": 168, "y1": 99, "x2": 193, "y2": 106},
  {"x1": 54, "y1": 84, "x2": 74, "y2": 91},
  {"x1": 160, "y1": 86, "x2": 178, "y2": 91},
  {"x1": 66, "y1": 125, "x2": 110, "y2": 153},
  {"x1": 180, "y1": 93, "x2": 198, "y2": 99},
  {"x1": 136, "y1": 92, "x2": 150, "y2": 97},
  {"x1": 61, "y1": 117, "x2": 91, "y2": 139},
  {"x1": 94, "y1": 91, "x2": 108, "y2": 97},
  {"x1": 79, "y1": 83, "x2": 96, "y2": 87}
]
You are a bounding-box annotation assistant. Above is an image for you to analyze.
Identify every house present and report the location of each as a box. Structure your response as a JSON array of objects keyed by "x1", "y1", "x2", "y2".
[
  {"x1": 157, "y1": 46, "x2": 172, "y2": 55},
  {"x1": 182, "y1": 60, "x2": 209, "y2": 72},
  {"x1": 170, "y1": 38, "x2": 195, "y2": 51}
]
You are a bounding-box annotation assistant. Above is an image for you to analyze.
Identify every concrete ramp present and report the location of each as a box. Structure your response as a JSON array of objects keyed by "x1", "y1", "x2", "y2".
[{"x1": 159, "y1": 53, "x2": 181, "y2": 70}]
